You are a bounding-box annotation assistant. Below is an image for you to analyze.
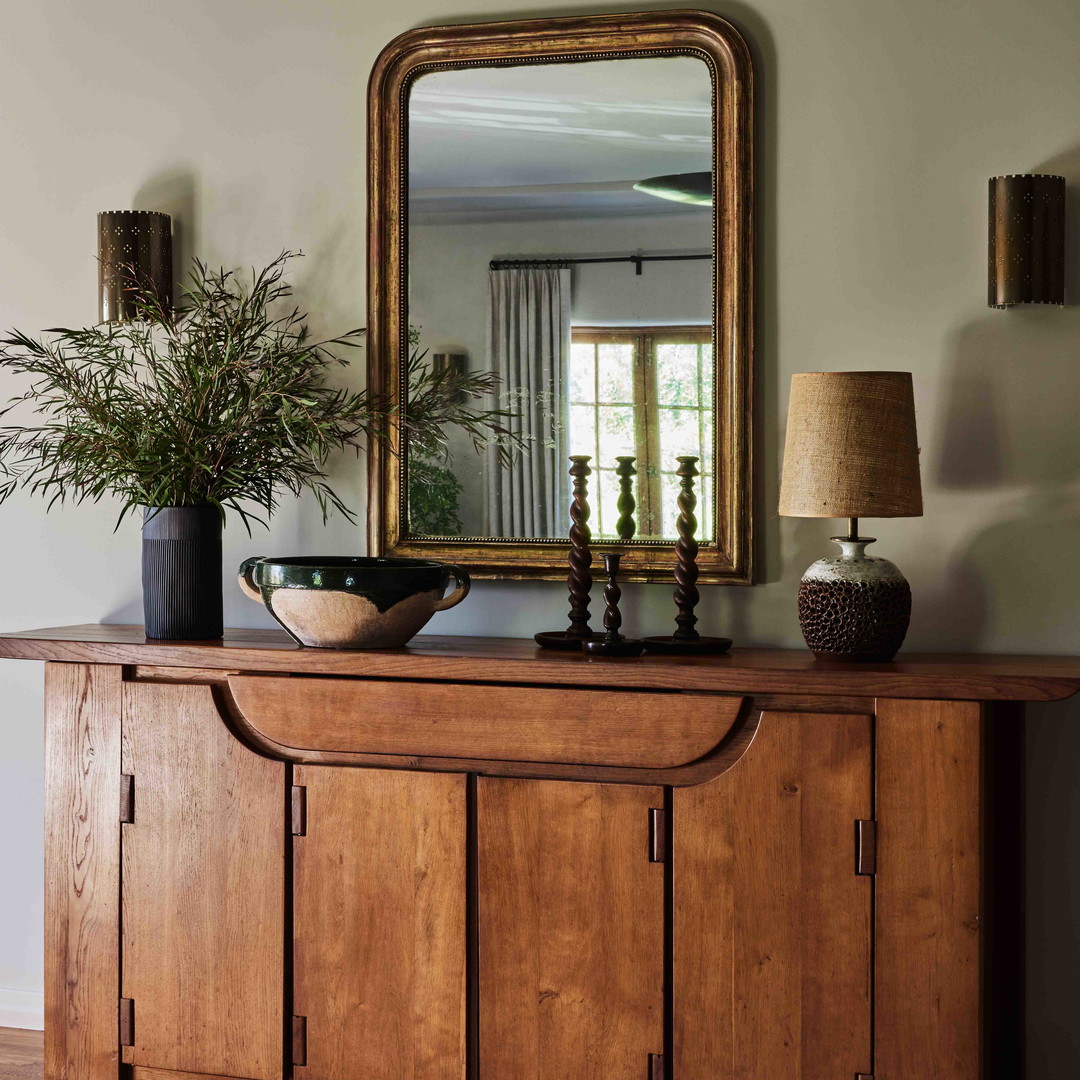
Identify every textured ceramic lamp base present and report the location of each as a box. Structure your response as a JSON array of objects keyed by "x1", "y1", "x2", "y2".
[{"x1": 797, "y1": 537, "x2": 911, "y2": 663}]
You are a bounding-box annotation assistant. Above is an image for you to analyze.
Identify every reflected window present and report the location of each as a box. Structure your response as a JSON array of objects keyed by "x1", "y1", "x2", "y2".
[{"x1": 568, "y1": 326, "x2": 713, "y2": 540}]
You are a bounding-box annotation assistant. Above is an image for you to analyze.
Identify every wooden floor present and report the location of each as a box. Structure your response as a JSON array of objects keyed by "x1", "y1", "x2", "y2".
[{"x1": 0, "y1": 1029, "x2": 42, "y2": 1080}]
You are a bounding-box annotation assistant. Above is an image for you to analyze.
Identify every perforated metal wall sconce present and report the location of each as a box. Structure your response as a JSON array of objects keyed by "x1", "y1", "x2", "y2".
[
  {"x1": 432, "y1": 351, "x2": 468, "y2": 404},
  {"x1": 988, "y1": 174, "x2": 1065, "y2": 308},
  {"x1": 98, "y1": 210, "x2": 173, "y2": 323}
]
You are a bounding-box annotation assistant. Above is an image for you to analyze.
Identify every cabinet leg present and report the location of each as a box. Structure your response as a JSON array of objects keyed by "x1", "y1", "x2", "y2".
[
  {"x1": 876, "y1": 699, "x2": 982, "y2": 1080},
  {"x1": 44, "y1": 663, "x2": 123, "y2": 1080}
]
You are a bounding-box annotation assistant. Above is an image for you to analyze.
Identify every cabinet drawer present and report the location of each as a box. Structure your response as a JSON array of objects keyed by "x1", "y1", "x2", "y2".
[{"x1": 228, "y1": 675, "x2": 742, "y2": 768}]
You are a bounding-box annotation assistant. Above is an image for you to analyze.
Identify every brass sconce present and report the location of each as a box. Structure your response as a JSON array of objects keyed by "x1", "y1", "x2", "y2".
[
  {"x1": 98, "y1": 210, "x2": 173, "y2": 323},
  {"x1": 433, "y1": 351, "x2": 468, "y2": 404},
  {"x1": 988, "y1": 174, "x2": 1065, "y2": 308}
]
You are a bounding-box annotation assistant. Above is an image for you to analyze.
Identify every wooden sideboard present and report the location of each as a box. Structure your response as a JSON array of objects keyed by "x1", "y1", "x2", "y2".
[{"x1": 5, "y1": 625, "x2": 1079, "y2": 1080}]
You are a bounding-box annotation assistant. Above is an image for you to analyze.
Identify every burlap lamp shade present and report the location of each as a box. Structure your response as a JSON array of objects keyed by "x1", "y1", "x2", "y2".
[
  {"x1": 779, "y1": 371, "x2": 922, "y2": 520},
  {"x1": 779, "y1": 371, "x2": 922, "y2": 663}
]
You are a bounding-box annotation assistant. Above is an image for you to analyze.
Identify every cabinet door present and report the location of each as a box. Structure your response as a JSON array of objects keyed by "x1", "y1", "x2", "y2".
[
  {"x1": 674, "y1": 709, "x2": 874, "y2": 1079},
  {"x1": 477, "y1": 778, "x2": 664, "y2": 1080},
  {"x1": 121, "y1": 682, "x2": 284, "y2": 1080},
  {"x1": 294, "y1": 767, "x2": 467, "y2": 1080}
]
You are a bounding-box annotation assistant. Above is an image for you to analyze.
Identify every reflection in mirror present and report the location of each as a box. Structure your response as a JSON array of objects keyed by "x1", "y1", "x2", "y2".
[{"x1": 405, "y1": 55, "x2": 714, "y2": 543}]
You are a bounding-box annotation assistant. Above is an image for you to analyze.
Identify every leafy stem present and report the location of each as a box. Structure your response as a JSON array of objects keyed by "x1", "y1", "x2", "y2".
[{"x1": 0, "y1": 251, "x2": 521, "y2": 532}]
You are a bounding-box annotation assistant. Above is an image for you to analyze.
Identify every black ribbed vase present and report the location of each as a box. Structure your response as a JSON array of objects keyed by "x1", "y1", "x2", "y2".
[{"x1": 142, "y1": 506, "x2": 223, "y2": 640}]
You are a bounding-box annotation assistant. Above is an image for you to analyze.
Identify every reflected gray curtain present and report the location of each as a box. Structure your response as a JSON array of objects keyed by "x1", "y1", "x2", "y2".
[{"x1": 485, "y1": 266, "x2": 571, "y2": 538}]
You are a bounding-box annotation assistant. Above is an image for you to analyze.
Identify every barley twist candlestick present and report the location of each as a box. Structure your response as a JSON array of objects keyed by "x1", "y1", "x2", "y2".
[
  {"x1": 673, "y1": 455, "x2": 702, "y2": 638},
  {"x1": 565, "y1": 455, "x2": 594, "y2": 638},
  {"x1": 582, "y1": 552, "x2": 643, "y2": 657},
  {"x1": 535, "y1": 455, "x2": 597, "y2": 650},
  {"x1": 615, "y1": 456, "x2": 637, "y2": 540},
  {"x1": 643, "y1": 455, "x2": 732, "y2": 655}
]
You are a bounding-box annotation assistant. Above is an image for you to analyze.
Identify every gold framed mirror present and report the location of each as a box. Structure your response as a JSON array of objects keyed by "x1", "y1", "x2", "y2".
[{"x1": 367, "y1": 10, "x2": 753, "y2": 582}]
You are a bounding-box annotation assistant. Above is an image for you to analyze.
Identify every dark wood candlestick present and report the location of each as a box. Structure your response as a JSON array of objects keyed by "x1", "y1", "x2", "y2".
[
  {"x1": 535, "y1": 455, "x2": 597, "y2": 650},
  {"x1": 582, "y1": 552, "x2": 644, "y2": 657},
  {"x1": 615, "y1": 456, "x2": 637, "y2": 540},
  {"x1": 643, "y1": 455, "x2": 732, "y2": 655}
]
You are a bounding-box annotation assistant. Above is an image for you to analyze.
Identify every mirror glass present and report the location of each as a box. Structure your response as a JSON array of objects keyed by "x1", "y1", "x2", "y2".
[{"x1": 405, "y1": 56, "x2": 714, "y2": 543}]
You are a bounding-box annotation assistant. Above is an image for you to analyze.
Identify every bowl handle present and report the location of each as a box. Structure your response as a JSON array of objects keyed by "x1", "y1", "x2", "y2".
[
  {"x1": 433, "y1": 565, "x2": 471, "y2": 611},
  {"x1": 238, "y1": 557, "x2": 267, "y2": 606}
]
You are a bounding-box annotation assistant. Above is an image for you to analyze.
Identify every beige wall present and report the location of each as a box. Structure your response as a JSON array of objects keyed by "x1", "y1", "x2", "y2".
[{"x1": 2, "y1": 0, "x2": 1079, "y2": 1062}]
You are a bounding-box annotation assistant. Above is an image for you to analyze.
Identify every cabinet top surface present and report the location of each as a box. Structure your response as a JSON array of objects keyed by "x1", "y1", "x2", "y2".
[{"x1": 1, "y1": 624, "x2": 1079, "y2": 701}]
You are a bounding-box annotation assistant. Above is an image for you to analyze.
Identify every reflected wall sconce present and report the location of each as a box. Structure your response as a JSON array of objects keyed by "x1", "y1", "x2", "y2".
[
  {"x1": 98, "y1": 210, "x2": 173, "y2": 323},
  {"x1": 433, "y1": 351, "x2": 468, "y2": 404},
  {"x1": 988, "y1": 174, "x2": 1065, "y2": 308}
]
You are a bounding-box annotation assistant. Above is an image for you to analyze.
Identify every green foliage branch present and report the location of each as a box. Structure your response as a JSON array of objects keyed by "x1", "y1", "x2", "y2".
[
  {"x1": 407, "y1": 455, "x2": 465, "y2": 535},
  {"x1": 0, "y1": 251, "x2": 519, "y2": 532}
]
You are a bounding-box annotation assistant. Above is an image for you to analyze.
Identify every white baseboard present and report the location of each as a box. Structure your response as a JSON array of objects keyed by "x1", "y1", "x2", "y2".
[{"x1": 0, "y1": 986, "x2": 44, "y2": 1029}]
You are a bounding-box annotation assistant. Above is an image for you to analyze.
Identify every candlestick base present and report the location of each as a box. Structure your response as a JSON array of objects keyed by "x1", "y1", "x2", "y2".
[
  {"x1": 642, "y1": 634, "x2": 732, "y2": 655},
  {"x1": 534, "y1": 630, "x2": 596, "y2": 651},
  {"x1": 582, "y1": 635, "x2": 644, "y2": 657}
]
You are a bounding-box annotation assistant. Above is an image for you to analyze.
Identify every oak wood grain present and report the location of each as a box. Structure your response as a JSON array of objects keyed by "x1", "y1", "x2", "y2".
[
  {"x1": 222, "y1": 689, "x2": 758, "y2": 788},
  {"x1": 131, "y1": 1069, "x2": 254, "y2": 1080},
  {"x1": 22, "y1": 631, "x2": 1021, "y2": 1080},
  {"x1": 876, "y1": 699, "x2": 982, "y2": 1080},
  {"x1": 2, "y1": 630, "x2": 1080, "y2": 704},
  {"x1": 1, "y1": 626, "x2": 1078, "y2": 700},
  {"x1": 673, "y1": 710, "x2": 873, "y2": 1078},
  {"x1": 229, "y1": 675, "x2": 741, "y2": 767},
  {"x1": 44, "y1": 663, "x2": 122, "y2": 1080},
  {"x1": 293, "y1": 766, "x2": 466, "y2": 1080},
  {"x1": 477, "y1": 778, "x2": 664, "y2": 1080},
  {"x1": 128, "y1": 666, "x2": 237, "y2": 684},
  {"x1": 121, "y1": 683, "x2": 284, "y2": 1080}
]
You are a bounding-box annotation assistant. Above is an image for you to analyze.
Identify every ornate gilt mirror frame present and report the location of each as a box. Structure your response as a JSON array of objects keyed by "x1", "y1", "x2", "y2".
[{"x1": 367, "y1": 9, "x2": 753, "y2": 582}]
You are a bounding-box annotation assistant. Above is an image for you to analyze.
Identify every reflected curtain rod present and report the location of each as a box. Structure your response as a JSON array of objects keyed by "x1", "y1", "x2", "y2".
[{"x1": 488, "y1": 254, "x2": 711, "y2": 277}]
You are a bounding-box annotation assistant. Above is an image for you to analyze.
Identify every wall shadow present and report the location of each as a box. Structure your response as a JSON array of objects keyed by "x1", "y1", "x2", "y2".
[
  {"x1": 929, "y1": 143, "x2": 1080, "y2": 652},
  {"x1": 930, "y1": 142, "x2": 1080, "y2": 1073},
  {"x1": 135, "y1": 169, "x2": 197, "y2": 297},
  {"x1": 293, "y1": 223, "x2": 366, "y2": 345}
]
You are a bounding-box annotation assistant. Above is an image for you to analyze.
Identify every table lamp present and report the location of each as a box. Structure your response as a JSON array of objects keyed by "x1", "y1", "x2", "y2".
[{"x1": 779, "y1": 371, "x2": 922, "y2": 662}]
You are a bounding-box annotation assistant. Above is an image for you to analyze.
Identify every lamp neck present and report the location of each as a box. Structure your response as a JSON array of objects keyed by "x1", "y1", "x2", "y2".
[{"x1": 828, "y1": 535, "x2": 878, "y2": 561}]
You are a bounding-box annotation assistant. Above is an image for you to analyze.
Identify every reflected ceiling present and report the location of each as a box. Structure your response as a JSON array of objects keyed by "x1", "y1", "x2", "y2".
[{"x1": 409, "y1": 57, "x2": 712, "y2": 222}]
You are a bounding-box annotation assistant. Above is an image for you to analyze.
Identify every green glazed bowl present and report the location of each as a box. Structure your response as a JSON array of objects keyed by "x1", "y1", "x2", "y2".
[{"x1": 238, "y1": 555, "x2": 470, "y2": 649}]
